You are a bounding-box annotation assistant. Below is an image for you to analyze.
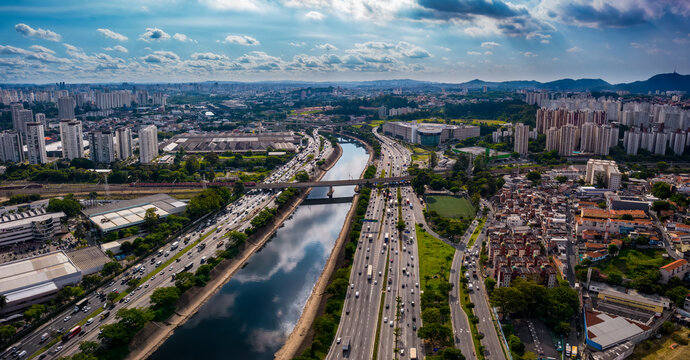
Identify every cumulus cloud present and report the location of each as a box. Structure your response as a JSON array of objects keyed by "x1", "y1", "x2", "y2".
[
  {"x1": 566, "y1": 46, "x2": 582, "y2": 53},
  {"x1": 305, "y1": 11, "x2": 325, "y2": 20},
  {"x1": 289, "y1": 41, "x2": 306, "y2": 47},
  {"x1": 223, "y1": 35, "x2": 260, "y2": 46},
  {"x1": 173, "y1": 33, "x2": 196, "y2": 43},
  {"x1": 140, "y1": 28, "x2": 171, "y2": 42},
  {"x1": 521, "y1": 51, "x2": 538, "y2": 57},
  {"x1": 191, "y1": 52, "x2": 228, "y2": 60},
  {"x1": 467, "y1": 51, "x2": 482, "y2": 55},
  {"x1": 14, "y1": 23, "x2": 61, "y2": 42},
  {"x1": 282, "y1": 0, "x2": 412, "y2": 22},
  {"x1": 481, "y1": 41, "x2": 501, "y2": 48},
  {"x1": 104, "y1": 45, "x2": 128, "y2": 53},
  {"x1": 97, "y1": 28, "x2": 128, "y2": 41},
  {"x1": 30, "y1": 45, "x2": 56, "y2": 54},
  {"x1": 0, "y1": 45, "x2": 32, "y2": 55},
  {"x1": 199, "y1": 0, "x2": 261, "y2": 11},
  {"x1": 315, "y1": 43, "x2": 337, "y2": 51},
  {"x1": 142, "y1": 50, "x2": 180, "y2": 63}
]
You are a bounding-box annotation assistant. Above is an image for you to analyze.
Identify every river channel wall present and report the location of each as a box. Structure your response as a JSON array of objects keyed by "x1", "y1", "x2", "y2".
[
  {"x1": 126, "y1": 143, "x2": 343, "y2": 360},
  {"x1": 275, "y1": 134, "x2": 375, "y2": 360}
]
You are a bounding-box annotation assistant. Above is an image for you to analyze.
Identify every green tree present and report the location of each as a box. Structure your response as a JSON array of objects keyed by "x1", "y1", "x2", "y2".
[
  {"x1": 228, "y1": 231, "x2": 248, "y2": 245},
  {"x1": 184, "y1": 156, "x2": 200, "y2": 173},
  {"x1": 422, "y1": 307, "x2": 442, "y2": 324},
  {"x1": 144, "y1": 207, "x2": 160, "y2": 231},
  {"x1": 81, "y1": 274, "x2": 102, "y2": 289},
  {"x1": 620, "y1": 214, "x2": 634, "y2": 220},
  {"x1": 150, "y1": 287, "x2": 181, "y2": 308},
  {"x1": 174, "y1": 272, "x2": 196, "y2": 292},
  {"x1": 491, "y1": 286, "x2": 525, "y2": 317},
  {"x1": 79, "y1": 341, "x2": 100, "y2": 354},
  {"x1": 484, "y1": 277, "x2": 497, "y2": 295},
  {"x1": 98, "y1": 322, "x2": 131, "y2": 346},
  {"x1": 657, "y1": 161, "x2": 669, "y2": 172},
  {"x1": 666, "y1": 286, "x2": 690, "y2": 307},
  {"x1": 607, "y1": 244, "x2": 619, "y2": 256},
  {"x1": 295, "y1": 170, "x2": 310, "y2": 182},
  {"x1": 439, "y1": 347, "x2": 465, "y2": 360},
  {"x1": 101, "y1": 261, "x2": 122, "y2": 276},
  {"x1": 526, "y1": 171, "x2": 541, "y2": 183},
  {"x1": 508, "y1": 334, "x2": 525, "y2": 356},
  {"x1": 46, "y1": 194, "x2": 82, "y2": 217},
  {"x1": 652, "y1": 182, "x2": 672, "y2": 199},
  {"x1": 555, "y1": 175, "x2": 568, "y2": 183},
  {"x1": 0, "y1": 325, "x2": 15, "y2": 342},
  {"x1": 24, "y1": 303, "x2": 46, "y2": 321}
]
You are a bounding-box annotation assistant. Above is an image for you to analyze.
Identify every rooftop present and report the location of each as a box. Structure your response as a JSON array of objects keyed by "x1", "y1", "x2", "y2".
[
  {"x1": 660, "y1": 259, "x2": 688, "y2": 272},
  {"x1": 585, "y1": 310, "x2": 648, "y2": 349},
  {"x1": 83, "y1": 194, "x2": 186, "y2": 232},
  {"x1": 0, "y1": 251, "x2": 80, "y2": 295}
]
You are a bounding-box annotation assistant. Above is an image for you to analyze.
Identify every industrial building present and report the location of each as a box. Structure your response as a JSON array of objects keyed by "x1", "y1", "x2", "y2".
[
  {"x1": 382, "y1": 121, "x2": 479, "y2": 146},
  {"x1": 82, "y1": 194, "x2": 187, "y2": 233},
  {"x1": 0, "y1": 209, "x2": 65, "y2": 247},
  {"x1": 584, "y1": 310, "x2": 652, "y2": 351},
  {"x1": 0, "y1": 252, "x2": 82, "y2": 314},
  {"x1": 160, "y1": 132, "x2": 302, "y2": 153}
]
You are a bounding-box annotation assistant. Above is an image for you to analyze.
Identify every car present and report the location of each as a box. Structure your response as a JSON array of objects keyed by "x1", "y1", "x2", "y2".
[
  {"x1": 389, "y1": 320, "x2": 394, "y2": 327},
  {"x1": 387, "y1": 287, "x2": 391, "y2": 292},
  {"x1": 63, "y1": 316, "x2": 71, "y2": 322},
  {"x1": 383, "y1": 317, "x2": 388, "y2": 323},
  {"x1": 355, "y1": 291, "x2": 359, "y2": 298},
  {"x1": 53, "y1": 346, "x2": 63, "y2": 354},
  {"x1": 144, "y1": 283, "x2": 149, "y2": 288}
]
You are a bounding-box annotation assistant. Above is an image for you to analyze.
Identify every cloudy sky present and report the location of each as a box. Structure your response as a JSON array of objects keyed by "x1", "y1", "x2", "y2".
[{"x1": 1, "y1": 0, "x2": 689, "y2": 84}]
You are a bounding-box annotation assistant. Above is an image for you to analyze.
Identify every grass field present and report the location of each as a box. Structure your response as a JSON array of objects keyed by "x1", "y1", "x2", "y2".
[
  {"x1": 594, "y1": 248, "x2": 672, "y2": 278},
  {"x1": 629, "y1": 327, "x2": 690, "y2": 360},
  {"x1": 417, "y1": 224, "x2": 454, "y2": 297},
  {"x1": 426, "y1": 195, "x2": 475, "y2": 218}
]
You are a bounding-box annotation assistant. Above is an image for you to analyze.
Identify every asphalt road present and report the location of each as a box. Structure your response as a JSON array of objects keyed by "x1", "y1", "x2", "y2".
[{"x1": 14, "y1": 133, "x2": 328, "y2": 360}]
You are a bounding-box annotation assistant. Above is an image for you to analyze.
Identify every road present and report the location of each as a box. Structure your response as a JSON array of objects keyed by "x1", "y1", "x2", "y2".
[{"x1": 13, "y1": 131, "x2": 330, "y2": 359}]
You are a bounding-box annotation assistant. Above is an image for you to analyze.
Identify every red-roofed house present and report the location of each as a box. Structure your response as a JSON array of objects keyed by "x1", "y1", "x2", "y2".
[{"x1": 660, "y1": 259, "x2": 689, "y2": 284}]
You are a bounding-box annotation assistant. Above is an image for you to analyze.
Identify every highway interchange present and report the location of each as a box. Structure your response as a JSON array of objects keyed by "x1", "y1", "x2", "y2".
[{"x1": 13, "y1": 131, "x2": 331, "y2": 359}]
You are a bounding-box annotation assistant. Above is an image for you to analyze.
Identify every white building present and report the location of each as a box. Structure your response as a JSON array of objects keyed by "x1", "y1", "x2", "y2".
[
  {"x1": 88, "y1": 130, "x2": 115, "y2": 163},
  {"x1": 138, "y1": 124, "x2": 158, "y2": 163},
  {"x1": 59, "y1": 119, "x2": 84, "y2": 160},
  {"x1": 0, "y1": 131, "x2": 24, "y2": 163},
  {"x1": 514, "y1": 123, "x2": 529, "y2": 155},
  {"x1": 57, "y1": 96, "x2": 76, "y2": 120},
  {"x1": 115, "y1": 127, "x2": 133, "y2": 160},
  {"x1": 0, "y1": 208, "x2": 65, "y2": 247},
  {"x1": 585, "y1": 159, "x2": 621, "y2": 191},
  {"x1": 26, "y1": 122, "x2": 48, "y2": 164}
]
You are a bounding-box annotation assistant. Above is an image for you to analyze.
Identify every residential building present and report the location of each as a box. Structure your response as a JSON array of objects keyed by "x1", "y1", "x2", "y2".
[
  {"x1": 16, "y1": 109, "x2": 33, "y2": 136},
  {"x1": 88, "y1": 130, "x2": 115, "y2": 163},
  {"x1": 34, "y1": 112, "x2": 47, "y2": 129},
  {"x1": 585, "y1": 159, "x2": 621, "y2": 191},
  {"x1": 59, "y1": 119, "x2": 84, "y2": 160},
  {"x1": 10, "y1": 103, "x2": 24, "y2": 135},
  {"x1": 138, "y1": 124, "x2": 158, "y2": 163},
  {"x1": 57, "y1": 96, "x2": 76, "y2": 120},
  {"x1": 115, "y1": 127, "x2": 133, "y2": 160},
  {"x1": 514, "y1": 123, "x2": 529, "y2": 155},
  {"x1": 0, "y1": 131, "x2": 24, "y2": 163},
  {"x1": 26, "y1": 122, "x2": 47, "y2": 164},
  {"x1": 660, "y1": 259, "x2": 689, "y2": 284}
]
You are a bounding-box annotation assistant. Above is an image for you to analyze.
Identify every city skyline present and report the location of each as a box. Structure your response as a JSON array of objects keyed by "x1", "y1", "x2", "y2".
[{"x1": 1, "y1": 0, "x2": 689, "y2": 84}]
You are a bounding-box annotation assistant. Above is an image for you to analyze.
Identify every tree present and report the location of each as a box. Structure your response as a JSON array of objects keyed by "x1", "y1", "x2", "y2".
[
  {"x1": 422, "y1": 307, "x2": 442, "y2": 324},
  {"x1": 116, "y1": 307, "x2": 154, "y2": 328},
  {"x1": 107, "y1": 292, "x2": 118, "y2": 302},
  {"x1": 150, "y1": 287, "x2": 181, "y2": 308},
  {"x1": 652, "y1": 182, "x2": 672, "y2": 199},
  {"x1": 46, "y1": 194, "x2": 82, "y2": 217},
  {"x1": 174, "y1": 272, "x2": 196, "y2": 292},
  {"x1": 652, "y1": 200, "x2": 671, "y2": 212},
  {"x1": 526, "y1": 171, "x2": 541, "y2": 183},
  {"x1": 144, "y1": 207, "x2": 160, "y2": 231},
  {"x1": 79, "y1": 341, "x2": 100, "y2": 354},
  {"x1": 430, "y1": 151, "x2": 438, "y2": 169},
  {"x1": 508, "y1": 334, "x2": 525, "y2": 356},
  {"x1": 417, "y1": 323, "x2": 453, "y2": 349},
  {"x1": 439, "y1": 347, "x2": 465, "y2": 360},
  {"x1": 0, "y1": 294, "x2": 6, "y2": 310},
  {"x1": 620, "y1": 214, "x2": 634, "y2": 221},
  {"x1": 0, "y1": 325, "x2": 15, "y2": 342},
  {"x1": 484, "y1": 278, "x2": 497, "y2": 295},
  {"x1": 666, "y1": 286, "x2": 690, "y2": 307},
  {"x1": 555, "y1": 175, "x2": 567, "y2": 183},
  {"x1": 657, "y1": 161, "x2": 669, "y2": 172},
  {"x1": 81, "y1": 274, "x2": 102, "y2": 289},
  {"x1": 607, "y1": 244, "x2": 619, "y2": 256},
  {"x1": 98, "y1": 322, "x2": 131, "y2": 346},
  {"x1": 184, "y1": 156, "x2": 200, "y2": 173},
  {"x1": 24, "y1": 303, "x2": 46, "y2": 322},
  {"x1": 295, "y1": 170, "x2": 310, "y2": 182},
  {"x1": 101, "y1": 261, "x2": 122, "y2": 276},
  {"x1": 491, "y1": 286, "x2": 525, "y2": 317},
  {"x1": 228, "y1": 231, "x2": 248, "y2": 245}
]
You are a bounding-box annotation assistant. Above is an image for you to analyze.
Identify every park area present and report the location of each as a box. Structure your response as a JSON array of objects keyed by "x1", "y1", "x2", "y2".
[
  {"x1": 425, "y1": 195, "x2": 475, "y2": 219},
  {"x1": 629, "y1": 326, "x2": 690, "y2": 360},
  {"x1": 594, "y1": 248, "x2": 672, "y2": 278}
]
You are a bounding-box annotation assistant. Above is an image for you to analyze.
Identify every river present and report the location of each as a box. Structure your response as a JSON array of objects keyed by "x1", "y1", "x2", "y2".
[{"x1": 150, "y1": 140, "x2": 368, "y2": 360}]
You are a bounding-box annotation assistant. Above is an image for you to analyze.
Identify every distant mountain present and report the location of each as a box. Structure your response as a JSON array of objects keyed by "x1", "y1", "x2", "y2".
[{"x1": 610, "y1": 72, "x2": 690, "y2": 93}]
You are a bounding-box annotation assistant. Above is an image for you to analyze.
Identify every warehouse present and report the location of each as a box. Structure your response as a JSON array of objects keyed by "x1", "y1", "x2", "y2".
[
  {"x1": 0, "y1": 251, "x2": 82, "y2": 314},
  {"x1": 0, "y1": 208, "x2": 66, "y2": 247},
  {"x1": 160, "y1": 131, "x2": 301, "y2": 153},
  {"x1": 82, "y1": 194, "x2": 187, "y2": 234}
]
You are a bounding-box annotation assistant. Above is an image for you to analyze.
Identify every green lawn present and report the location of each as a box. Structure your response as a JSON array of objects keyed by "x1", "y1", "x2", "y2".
[
  {"x1": 417, "y1": 224, "x2": 454, "y2": 295},
  {"x1": 594, "y1": 248, "x2": 672, "y2": 278},
  {"x1": 426, "y1": 195, "x2": 475, "y2": 218}
]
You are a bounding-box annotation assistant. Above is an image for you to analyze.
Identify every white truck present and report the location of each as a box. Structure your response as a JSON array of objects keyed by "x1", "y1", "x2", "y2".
[
  {"x1": 170, "y1": 241, "x2": 179, "y2": 250},
  {"x1": 409, "y1": 348, "x2": 417, "y2": 360},
  {"x1": 367, "y1": 265, "x2": 373, "y2": 280}
]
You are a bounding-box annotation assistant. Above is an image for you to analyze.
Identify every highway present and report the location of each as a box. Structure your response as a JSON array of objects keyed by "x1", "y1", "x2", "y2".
[{"x1": 11, "y1": 131, "x2": 330, "y2": 360}]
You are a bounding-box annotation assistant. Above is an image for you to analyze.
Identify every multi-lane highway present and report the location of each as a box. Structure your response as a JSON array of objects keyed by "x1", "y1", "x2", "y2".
[{"x1": 11, "y1": 131, "x2": 330, "y2": 359}]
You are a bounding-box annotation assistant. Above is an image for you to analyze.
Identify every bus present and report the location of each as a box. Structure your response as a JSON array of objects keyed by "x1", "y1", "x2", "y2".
[
  {"x1": 183, "y1": 262, "x2": 194, "y2": 272},
  {"x1": 571, "y1": 346, "x2": 578, "y2": 359},
  {"x1": 63, "y1": 326, "x2": 81, "y2": 341},
  {"x1": 409, "y1": 348, "x2": 417, "y2": 360},
  {"x1": 74, "y1": 298, "x2": 88, "y2": 313}
]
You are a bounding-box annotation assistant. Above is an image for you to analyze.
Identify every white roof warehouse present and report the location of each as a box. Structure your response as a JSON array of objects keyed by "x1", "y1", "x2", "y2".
[{"x1": 82, "y1": 194, "x2": 187, "y2": 233}]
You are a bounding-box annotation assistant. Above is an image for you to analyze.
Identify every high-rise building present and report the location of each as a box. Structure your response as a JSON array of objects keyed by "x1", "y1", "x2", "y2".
[
  {"x1": 593, "y1": 125, "x2": 614, "y2": 156},
  {"x1": 16, "y1": 109, "x2": 33, "y2": 136},
  {"x1": 138, "y1": 125, "x2": 158, "y2": 164},
  {"x1": 558, "y1": 124, "x2": 579, "y2": 156},
  {"x1": 34, "y1": 113, "x2": 47, "y2": 129},
  {"x1": 59, "y1": 120, "x2": 84, "y2": 160},
  {"x1": 580, "y1": 123, "x2": 596, "y2": 153},
  {"x1": 0, "y1": 131, "x2": 24, "y2": 163},
  {"x1": 57, "y1": 96, "x2": 76, "y2": 120},
  {"x1": 514, "y1": 123, "x2": 529, "y2": 155},
  {"x1": 25, "y1": 123, "x2": 47, "y2": 164},
  {"x1": 88, "y1": 130, "x2": 115, "y2": 163},
  {"x1": 585, "y1": 159, "x2": 621, "y2": 191},
  {"x1": 10, "y1": 103, "x2": 24, "y2": 134},
  {"x1": 115, "y1": 127, "x2": 133, "y2": 160}
]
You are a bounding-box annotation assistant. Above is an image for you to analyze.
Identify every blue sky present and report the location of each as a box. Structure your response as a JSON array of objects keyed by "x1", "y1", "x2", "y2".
[{"x1": 0, "y1": 0, "x2": 688, "y2": 84}]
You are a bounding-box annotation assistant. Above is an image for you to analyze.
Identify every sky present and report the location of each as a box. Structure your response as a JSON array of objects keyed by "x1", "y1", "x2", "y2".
[{"x1": 0, "y1": 0, "x2": 689, "y2": 84}]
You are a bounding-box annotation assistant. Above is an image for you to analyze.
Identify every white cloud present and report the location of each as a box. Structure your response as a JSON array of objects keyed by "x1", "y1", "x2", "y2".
[
  {"x1": 0, "y1": 45, "x2": 31, "y2": 55},
  {"x1": 282, "y1": 0, "x2": 413, "y2": 22},
  {"x1": 191, "y1": 52, "x2": 228, "y2": 60},
  {"x1": 289, "y1": 41, "x2": 306, "y2": 47},
  {"x1": 566, "y1": 46, "x2": 582, "y2": 53},
  {"x1": 316, "y1": 43, "x2": 337, "y2": 51},
  {"x1": 174, "y1": 33, "x2": 196, "y2": 43},
  {"x1": 97, "y1": 28, "x2": 128, "y2": 41},
  {"x1": 140, "y1": 28, "x2": 171, "y2": 42},
  {"x1": 14, "y1": 23, "x2": 61, "y2": 42},
  {"x1": 541, "y1": 39, "x2": 550, "y2": 44},
  {"x1": 484, "y1": 51, "x2": 493, "y2": 55},
  {"x1": 223, "y1": 35, "x2": 260, "y2": 46},
  {"x1": 467, "y1": 51, "x2": 482, "y2": 55},
  {"x1": 29, "y1": 45, "x2": 55, "y2": 54},
  {"x1": 142, "y1": 50, "x2": 180, "y2": 63},
  {"x1": 522, "y1": 51, "x2": 538, "y2": 57},
  {"x1": 305, "y1": 11, "x2": 325, "y2": 21},
  {"x1": 481, "y1": 41, "x2": 501, "y2": 48},
  {"x1": 104, "y1": 45, "x2": 129, "y2": 53},
  {"x1": 199, "y1": 0, "x2": 261, "y2": 11}
]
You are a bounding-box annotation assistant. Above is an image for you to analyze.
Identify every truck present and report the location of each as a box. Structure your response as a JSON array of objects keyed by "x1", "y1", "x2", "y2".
[
  {"x1": 367, "y1": 265, "x2": 373, "y2": 280},
  {"x1": 368, "y1": 234, "x2": 373, "y2": 242},
  {"x1": 571, "y1": 346, "x2": 578, "y2": 359},
  {"x1": 100, "y1": 311, "x2": 111, "y2": 320},
  {"x1": 170, "y1": 241, "x2": 179, "y2": 250},
  {"x1": 342, "y1": 337, "x2": 351, "y2": 353},
  {"x1": 384, "y1": 233, "x2": 389, "y2": 242},
  {"x1": 74, "y1": 298, "x2": 88, "y2": 313},
  {"x1": 134, "y1": 264, "x2": 142, "y2": 272},
  {"x1": 40, "y1": 333, "x2": 49, "y2": 343},
  {"x1": 409, "y1": 348, "x2": 417, "y2": 360},
  {"x1": 184, "y1": 262, "x2": 194, "y2": 272}
]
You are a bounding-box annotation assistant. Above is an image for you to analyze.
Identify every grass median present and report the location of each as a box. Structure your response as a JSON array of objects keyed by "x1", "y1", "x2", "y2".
[
  {"x1": 468, "y1": 217, "x2": 486, "y2": 248},
  {"x1": 459, "y1": 276, "x2": 485, "y2": 360}
]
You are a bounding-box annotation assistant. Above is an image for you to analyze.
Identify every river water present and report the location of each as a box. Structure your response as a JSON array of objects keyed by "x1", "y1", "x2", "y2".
[{"x1": 150, "y1": 140, "x2": 368, "y2": 360}]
